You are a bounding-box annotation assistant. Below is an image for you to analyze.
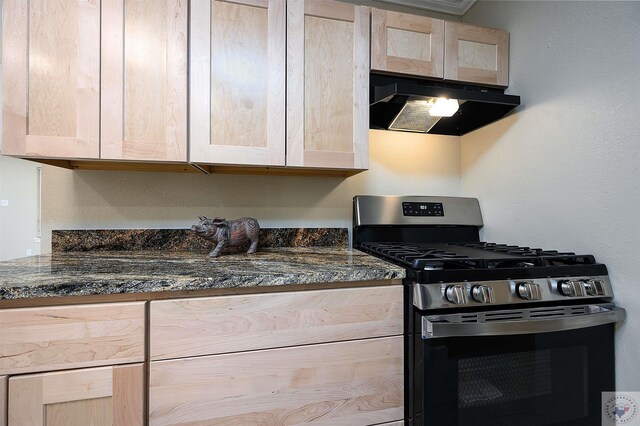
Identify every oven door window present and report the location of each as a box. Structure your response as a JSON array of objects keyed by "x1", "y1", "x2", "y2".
[{"x1": 416, "y1": 324, "x2": 614, "y2": 426}]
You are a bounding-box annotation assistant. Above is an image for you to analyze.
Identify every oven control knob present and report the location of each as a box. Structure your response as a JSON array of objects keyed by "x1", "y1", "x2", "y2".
[
  {"x1": 582, "y1": 279, "x2": 605, "y2": 296},
  {"x1": 445, "y1": 285, "x2": 467, "y2": 304},
  {"x1": 516, "y1": 282, "x2": 542, "y2": 300},
  {"x1": 471, "y1": 285, "x2": 494, "y2": 303},
  {"x1": 558, "y1": 280, "x2": 583, "y2": 297}
]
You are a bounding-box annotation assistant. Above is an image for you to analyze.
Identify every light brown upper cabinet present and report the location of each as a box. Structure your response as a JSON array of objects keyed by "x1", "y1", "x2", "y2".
[
  {"x1": 444, "y1": 21, "x2": 509, "y2": 87},
  {"x1": 2, "y1": 0, "x2": 100, "y2": 159},
  {"x1": 2, "y1": 0, "x2": 187, "y2": 163},
  {"x1": 189, "y1": 0, "x2": 286, "y2": 167},
  {"x1": 101, "y1": 0, "x2": 188, "y2": 162},
  {"x1": 286, "y1": 0, "x2": 370, "y2": 170},
  {"x1": 371, "y1": 9, "x2": 444, "y2": 79},
  {"x1": 370, "y1": 9, "x2": 509, "y2": 87}
]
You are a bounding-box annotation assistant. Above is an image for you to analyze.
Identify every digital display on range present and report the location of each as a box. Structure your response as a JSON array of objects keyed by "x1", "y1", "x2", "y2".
[{"x1": 402, "y1": 202, "x2": 444, "y2": 217}]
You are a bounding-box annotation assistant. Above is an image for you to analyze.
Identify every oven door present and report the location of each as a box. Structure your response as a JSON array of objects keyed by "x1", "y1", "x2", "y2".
[{"x1": 414, "y1": 304, "x2": 625, "y2": 426}]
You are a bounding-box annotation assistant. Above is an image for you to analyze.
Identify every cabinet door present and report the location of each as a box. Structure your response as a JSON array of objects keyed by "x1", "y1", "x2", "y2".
[
  {"x1": 1, "y1": 376, "x2": 6, "y2": 426},
  {"x1": 190, "y1": 0, "x2": 286, "y2": 167},
  {"x1": 2, "y1": 0, "x2": 100, "y2": 159},
  {"x1": 101, "y1": 0, "x2": 187, "y2": 162},
  {"x1": 287, "y1": 0, "x2": 369, "y2": 170},
  {"x1": 8, "y1": 364, "x2": 143, "y2": 426},
  {"x1": 444, "y1": 21, "x2": 509, "y2": 87},
  {"x1": 150, "y1": 337, "x2": 403, "y2": 425},
  {"x1": 371, "y1": 9, "x2": 444, "y2": 79}
]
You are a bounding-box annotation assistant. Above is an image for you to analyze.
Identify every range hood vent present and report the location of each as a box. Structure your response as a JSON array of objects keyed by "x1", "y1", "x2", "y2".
[{"x1": 370, "y1": 73, "x2": 521, "y2": 136}]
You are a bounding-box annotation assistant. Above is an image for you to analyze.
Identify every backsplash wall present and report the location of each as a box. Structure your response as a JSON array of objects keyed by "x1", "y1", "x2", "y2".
[{"x1": 41, "y1": 130, "x2": 462, "y2": 251}]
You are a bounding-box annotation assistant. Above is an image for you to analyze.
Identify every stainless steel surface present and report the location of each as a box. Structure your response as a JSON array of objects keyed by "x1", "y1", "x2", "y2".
[
  {"x1": 516, "y1": 282, "x2": 541, "y2": 300},
  {"x1": 353, "y1": 195, "x2": 483, "y2": 227},
  {"x1": 559, "y1": 280, "x2": 583, "y2": 297},
  {"x1": 471, "y1": 285, "x2": 494, "y2": 303},
  {"x1": 422, "y1": 304, "x2": 626, "y2": 338},
  {"x1": 445, "y1": 285, "x2": 467, "y2": 304},
  {"x1": 413, "y1": 275, "x2": 613, "y2": 310}
]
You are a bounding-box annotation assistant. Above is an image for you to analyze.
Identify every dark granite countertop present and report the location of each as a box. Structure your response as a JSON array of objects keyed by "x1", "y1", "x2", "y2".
[{"x1": 0, "y1": 247, "x2": 405, "y2": 301}]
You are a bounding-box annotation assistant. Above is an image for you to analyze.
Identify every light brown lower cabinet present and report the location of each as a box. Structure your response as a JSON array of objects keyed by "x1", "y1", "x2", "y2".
[
  {"x1": 1, "y1": 376, "x2": 6, "y2": 426},
  {"x1": 149, "y1": 336, "x2": 404, "y2": 425},
  {"x1": 7, "y1": 363, "x2": 144, "y2": 426}
]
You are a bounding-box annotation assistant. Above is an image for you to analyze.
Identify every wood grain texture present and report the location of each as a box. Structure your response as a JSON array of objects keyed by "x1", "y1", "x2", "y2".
[
  {"x1": 353, "y1": 5, "x2": 370, "y2": 170},
  {"x1": 149, "y1": 337, "x2": 404, "y2": 425},
  {"x1": 211, "y1": 1, "x2": 268, "y2": 148},
  {"x1": 8, "y1": 364, "x2": 144, "y2": 426},
  {"x1": 304, "y1": 0, "x2": 354, "y2": 21},
  {"x1": 285, "y1": 0, "x2": 305, "y2": 166},
  {"x1": 0, "y1": 302, "x2": 145, "y2": 375},
  {"x1": 7, "y1": 375, "x2": 43, "y2": 425},
  {"x1": 371, "y1": 9, "x2": 443, "y2": 79},
  {"x1": 112, "y1": 364, "x2": 144, "y2": 426},
  {"x1": 0, "y1": 376, "x2": 6, "y2": 426},
  {"x1": 3, "y1": 0, "x2": 100, "y2": 158},
  {"x1": 150, "y1": 285, "x2": 402, "y2": 360},
  {"x1": 28, "y1": 0, "x2": 78, "y2": 138},
  {"x1": 2, "y1": 0, "x2": 28, "y2": 155},
  {"x1": 444, "y1": 21, "x2": 509, "y2": 86},
  {"x1": 46, "y1": 398, "x2": 113, "y2": 426},
  {"x1": 102, "y1": 0, "x2": 187, "y2": 161},
  {"x1": 190, "y1": 0, "x2": 285, "y2": 166},
  {"x1": 304, "y1": 15, "x2": 354, "y2": 153},
  {"x1": 124, "y1": 0, "x2": 167, "y2": 147},
  {"x1": 287, "y1": 0, "x2": 369, "y2": 170}
]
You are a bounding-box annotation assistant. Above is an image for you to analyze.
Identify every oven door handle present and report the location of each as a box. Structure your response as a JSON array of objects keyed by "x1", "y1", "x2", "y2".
[{"x1": 422, "y1": 306, "x2": 626, "y2": 339}]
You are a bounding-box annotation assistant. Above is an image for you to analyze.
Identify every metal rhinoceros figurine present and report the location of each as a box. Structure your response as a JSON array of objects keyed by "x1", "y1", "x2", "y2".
[{"x1": 191, "y1": 217, "x2": 260, "y2": 257}]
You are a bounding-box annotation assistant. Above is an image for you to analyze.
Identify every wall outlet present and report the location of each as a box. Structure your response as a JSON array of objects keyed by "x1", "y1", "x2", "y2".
[
  {"x1": 0, "y1": 200, "x2": 8, "y2": 207},
  {"x1": 26, "y1": 249, "x2": 32, "y2": 256}
]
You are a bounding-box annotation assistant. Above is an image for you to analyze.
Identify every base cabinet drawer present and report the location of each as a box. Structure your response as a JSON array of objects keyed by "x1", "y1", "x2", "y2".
[
  {"x1": 0, "y1": 302, "x2": 145, "y2": 375},
  {"x1": 150, "y1": 285, "x2": 403, "y2": 360},
  {"x1": 7, "y1": 363, "x2": 144, "y2": 426},
  {"x1": 149, "y1": 336, "x2": 404, "y2": 425}
]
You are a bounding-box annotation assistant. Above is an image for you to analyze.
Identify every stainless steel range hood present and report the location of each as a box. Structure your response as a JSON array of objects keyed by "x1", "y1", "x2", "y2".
[{"x1": 370, "y1": 73, "x2": 521, "y2": 136}]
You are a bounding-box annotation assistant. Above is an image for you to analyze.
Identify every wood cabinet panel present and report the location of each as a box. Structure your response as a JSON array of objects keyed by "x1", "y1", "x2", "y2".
[
  {"x1": 190, "y1": 0, "x2": 286, "y2": 166},
  {"x1": 101, "y1": 0, "x2": 187, "y2": 162},
  {"x1": 287, "y1": 0, "x2": 369, "y2": 170},
  {"x1": 444, "y1": 21, "x2": 509, "y2": 86},
  {"x1": 0, "y1": 302, "x2": 145, "y2": 375},
  {"x1": 8, "y1": 364, "x2": 143, "y2": 426},
  {"x1": 2, "y1": 0, "x2": 100, "y2": 159},
  {"x1": 371, "y1": 9, "x2": 444, "y2": 79},
  {"x1": 149, "y1": 337, "x2": 403, "y2": 425},
  {"x1": 150, "y1": 285, "x2": 403, "y2": 360},
  {"x1": 0, "y1": 376, "x2": 5, "y2": 426}
]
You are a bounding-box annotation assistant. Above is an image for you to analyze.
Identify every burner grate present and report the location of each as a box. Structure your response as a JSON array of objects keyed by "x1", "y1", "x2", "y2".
[{"x1": 359, "y1": 241, "x2": 597, "y2": 271}]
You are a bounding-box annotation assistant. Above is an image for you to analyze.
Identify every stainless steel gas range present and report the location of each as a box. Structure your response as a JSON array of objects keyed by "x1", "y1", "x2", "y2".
[{"x1": 353, "y1": 195, "x2": 625, "y2": 426}]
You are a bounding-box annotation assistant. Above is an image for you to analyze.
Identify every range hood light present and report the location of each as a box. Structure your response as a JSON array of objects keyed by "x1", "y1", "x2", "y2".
[{"x1": 429, "y1": 98, "x2": 459, "y2": 117}]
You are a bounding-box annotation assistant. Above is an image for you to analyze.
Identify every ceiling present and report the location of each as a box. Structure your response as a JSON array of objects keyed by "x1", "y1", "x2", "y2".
[{"x1": 377, "y1": 0, "x2": 477, "y2": 16}]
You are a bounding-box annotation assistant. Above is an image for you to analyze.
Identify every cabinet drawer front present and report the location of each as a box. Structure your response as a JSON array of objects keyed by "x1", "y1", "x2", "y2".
[
  {"x1": 150, "y1": 336, "x2": 403, "y2": 425},
  {"x1": 0, "y1": 302, "x2": 145, "y2": 375},
  {"x1": 151, "y1": 285, "x2": 402, "y2": 360}
]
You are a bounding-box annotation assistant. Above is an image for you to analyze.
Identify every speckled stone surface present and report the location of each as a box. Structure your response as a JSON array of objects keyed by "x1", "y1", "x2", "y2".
[
  {"x1": 0, "y1": 248, "x2": 405, "y2": 300},
  {"x1": 52, "y1": 228, "x2": 348, "y2": 253}
]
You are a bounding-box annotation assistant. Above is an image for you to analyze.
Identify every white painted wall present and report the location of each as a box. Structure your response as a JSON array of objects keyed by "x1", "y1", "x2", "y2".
[
  {"x1": 461, "y1": 1, "x2": 640, "y2": 389},
  {"x1": 41, "y1": 130, "x2": 461, "y2": 250}
]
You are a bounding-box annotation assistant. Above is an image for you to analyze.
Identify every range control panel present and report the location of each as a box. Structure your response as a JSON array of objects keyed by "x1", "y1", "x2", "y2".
[
  {"x1": 413, "y1": 276, "x2": 614, "y2": 310},
  {"x1": 402, "y1": 202, "x2": 444, "y2": 217}
]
